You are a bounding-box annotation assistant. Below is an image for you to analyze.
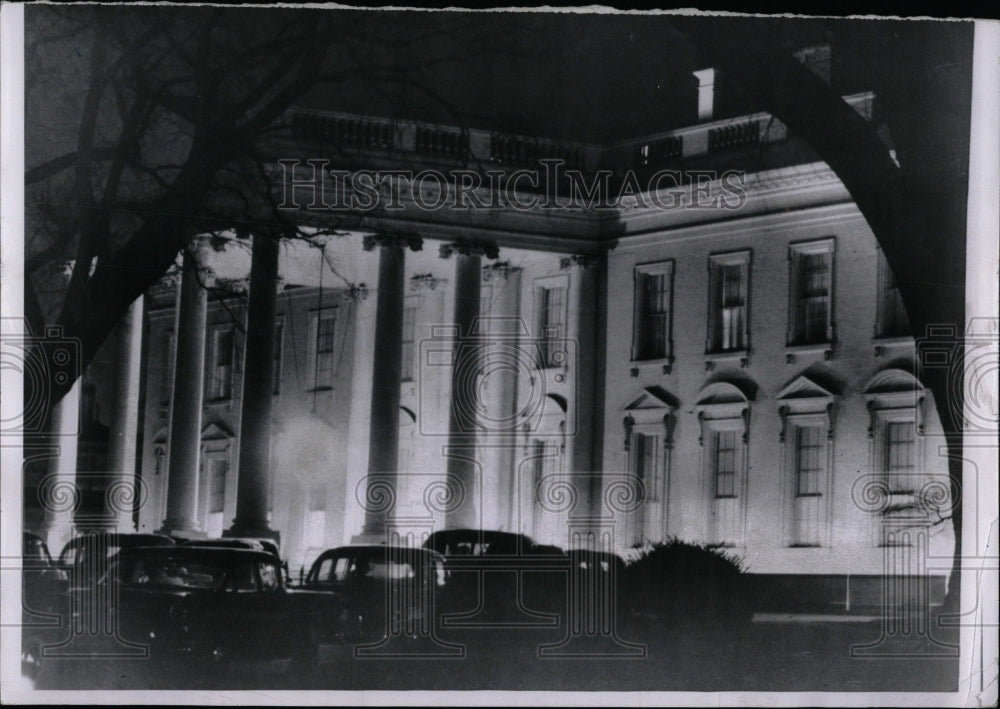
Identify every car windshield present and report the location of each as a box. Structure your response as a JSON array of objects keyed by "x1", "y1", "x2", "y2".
[
  {"x1": 312, "y1": 552, "x2": 422, "y2": 584},
  {"x1": 24, "y1": 536, "x2": 52, "y2": 565},
  {"x1": 120, "y1": 556, "x2": 280, "y2": 592},
  {"x1": 333, "y1": 556, "x2": 415, "y2": 582},
  {"x1": 124, "y1": 558, "x2": 228, "y2": 590}
]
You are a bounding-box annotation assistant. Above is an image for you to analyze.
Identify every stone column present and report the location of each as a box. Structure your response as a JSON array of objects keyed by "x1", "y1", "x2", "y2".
[
  {"x1": 106, "y1": 296, "x2": 144, "y2": 532},
  {"x1": 357, "y1": 234, "x2": 421, "y2": 541},
  {"x1": 225, "y1": 232, "x2": 280, "y2": 541},
  {"x1": 441, "y1": 240, "x2": 497, "y2": 529},
  {"x1": 158, "y1": 248, "x2": 209, "y2": 537},
  {"x1": 479, "y1": 263, "x2": 522, "y2": 531},
  {"x1": 562, "y1": 254, "x2": 607, "y2": 521},
  {"x1": 42, "y1": 378, "x2": 81, "y2": 553}
]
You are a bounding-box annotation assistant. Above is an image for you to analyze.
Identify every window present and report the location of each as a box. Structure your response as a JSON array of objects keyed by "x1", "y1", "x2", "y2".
[
  {"x1": 531, "y1": 438, "x2": 560, "y2": 538},
  {"x1": 304, "y1": 486, "x2": 326, "y2": 549},
  {"x1": 795, "y1": 426, "x2": 823, "y2": 497},
  {"x1": 876, "y1": 250, "x2": 910, "y2": 338},
  {"x1": 789, "y1": 240, "x2": 835, "y2": 346},
  {"x1": 161, "y1": 330, "x2": 176, "y2": 404},
  {"x1": 791, "y1": 424, "x2": 827, "y2": 547},
  {"x1": 632, "y1": 433, "x2": 661, "y2": 502},
  {"x1": 864, "y1": 368, "x2": 928, "y2": 546},
  {"x1": 272, "y1": 319, "x2": 284, "y2": 395},
  {"x1": 712, "y1": 430, "x2": 738, "y2": 498},
  {"x1": 632, "y1": 262, "x2": 674, "y2": 361},
  {"x1": 885, "y1": 420, "x2": 916, "y2": 494},
  {"x1": 707, "y1": 252, "x2": 749, "y2": 353},
  {"x1": 401, "y1": 305, "x2": 417, "y2": 382},
  {"x1": 209, "y1": 462, "x2": 226, "y2": 514},
  {"x1": 308, "y1": 309, "x2": 337, "y2": 390},
  {"x1": 208, "y1": 327, "x2": 235, "y2": 400},
  {"x1": 537, "y1": 284, "x2": 566, "y2": 368},
  {"x1": 205, "y1": 455, "x2": 228, "y2": 538},
  {"x1": 531, "y1": 439, "x2": 554, "y2": 500},
  {"x1": 777, "y1": 375, "x2": 835, "y2": 547},
  {"x1": 154, "y1": 446, "x2": 167, "y2": 476},
  {"x1": 695, "y1": 381, "x2": 750, "y2": 547}
]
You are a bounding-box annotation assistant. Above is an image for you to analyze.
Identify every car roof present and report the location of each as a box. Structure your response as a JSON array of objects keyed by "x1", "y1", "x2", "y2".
[
  {"x1": 116, "y1": 545, "x2": 279, "y2": 564},
  {"x1": 62, "y1": 533, "x2": 174, "y2": 550},
  {"x1": 424, "y1": 529, "x2": 533, "y2": 543},
  {"x1": 180, "y1": 538, "x2": 265, "y2": 549},
  {"x1": 314, "y1": 545, "x2": 444, "y2": 560}
]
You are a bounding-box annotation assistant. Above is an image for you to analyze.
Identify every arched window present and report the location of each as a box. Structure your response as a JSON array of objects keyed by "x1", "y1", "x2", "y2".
[
  {"x1": 622, "y1": 386, "x2": 678, "y2": 545},
  {"x1": 862, "y1": 368, "x2": 931, "y2": 547}
]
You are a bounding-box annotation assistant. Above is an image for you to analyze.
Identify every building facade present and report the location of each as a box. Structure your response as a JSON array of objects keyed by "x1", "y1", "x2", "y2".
[{"x1": 33, "y1": 53, "x2": 955, "y2": 609}]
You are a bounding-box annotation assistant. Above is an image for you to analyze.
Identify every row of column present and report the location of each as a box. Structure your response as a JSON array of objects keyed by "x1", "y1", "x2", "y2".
[
  {"x1": 158, "y1": 232, "x2": 280, "y2": 540},
  {"x1": 357, "y1": 237, "x2": 607, "y2": 541},
  {"x1": 42, "y1": 231, "x2": 606, "y2": 550},
  {"x1": 43, "y1": 296, "x2": 144, "y2": 552}
]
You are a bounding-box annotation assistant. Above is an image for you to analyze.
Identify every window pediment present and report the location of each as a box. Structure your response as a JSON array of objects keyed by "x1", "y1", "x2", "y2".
[
  {"x1": 624, "y1": 386, "x2": 678, "y2": 418},
  {"x1": 623, "y1": 387, "x2": 678, "y2": 449},
  {"x1": 694, "y1": 381, "x2": 753, "y2": 422},
  {"x1": 863, "y1": 368, "x2": 925, "y2": 409},
  {"x1": 694, "y1": 380, "x2": 753, "y2": 446},
  {"x1": 201, "y1": 421, "x2": 235, "y2": 441},
  {"x1": 777, "y1": 374, "x2": 836, "y2": 417}
]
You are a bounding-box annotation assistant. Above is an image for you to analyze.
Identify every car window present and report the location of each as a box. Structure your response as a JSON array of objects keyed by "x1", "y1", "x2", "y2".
[
  {"x1": 126, "y1": 558, "x2": 226, "y2": 590},
  {"x1": 332, "y1": 557, "x2": 351, "y2": 581},
  {"x1": 24, "y1": 537, "x2": 52, "y2": 565},
  {"x1": 258, "y1": 562, "x2": 279, "y2": 592},
  {"x1": 227, "y1": 562, "x2": 260, "y2": 592},
  {"x1": 310, "y1": 556, "x2": 334, "y2": 583}
]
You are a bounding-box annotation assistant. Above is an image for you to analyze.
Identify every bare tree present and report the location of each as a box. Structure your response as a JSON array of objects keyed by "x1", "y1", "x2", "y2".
[{"x1": 25, "y1": 6, "x2": 525, "y2": 412}]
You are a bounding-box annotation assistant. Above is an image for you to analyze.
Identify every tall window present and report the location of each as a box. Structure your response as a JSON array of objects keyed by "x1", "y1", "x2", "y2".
[
  {"x1": 792, "y1": 425, "x2": 826, "y2": 547},
  {"x1": 208, "y1": 327, "x2": 234, "y2": 400},
  {"x1": 789, "y1": 240, "x2": 835, "y2": 346},
  {"x1": 864, "y1": 369, "x2": 928, "y2": 546},
  {"x1": 877, "y1": 250, "x2": 910, "y2": 337},
  {"x1": 154, "y1": 446, "x2": 167, "y2": 476},
  {"x1": 633, "y1": 262, "x2": 673, "y2": 361},
  {"x1": 309, "y1": 309, "x2": 336, "y2": 390},
  {"x1": 531, "y1": 438, "x2": 559, "y2": 538},
  {"x1": 632, "y1": 433, "x2": 661, "y2": 501},
  {"x1": 713, "y1": 430, "x2": 738, "y2": 498},
  {"x1": 304, "y1": 486, "x2": 326, "y2": 549},
  {"x1": 885, "y1": 420, "x2": 916, "y2": 494},
  {"x1": 537, "y1": 285, "x2": 566, "y2": 368},
  {"x1": 272, "y1": 319, "x2": 284, "y2": 395},
  {"x1": 209, "y1": 460, "x2": 227, "y2": 514},
  {"x1": 708, "y1": 252, "x2": 750, "y2": 353},
  {"x1": 795, "y1": 426, "x2": 823, "y2": 496},
  {"x1": 401, "y1": 304, "x2": 417, "y2": 382},
  {"x1": 161, "y1": 330, "x2": 176, "y2": 404},
  {"x1": 205, "y1": 455, "x2": 228, "y2": 538}
]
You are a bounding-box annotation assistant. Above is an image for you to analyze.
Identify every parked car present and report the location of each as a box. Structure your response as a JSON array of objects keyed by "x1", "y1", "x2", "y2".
[
  {"x1": 76, "y1": 545, "x2": 326, "y2": 679},
  {"x1": 179, "y1": 536, "x2": 280, "y2": 558},
  {"x1": 566, "y1": 548, "x2": 628, "y2": 621},
  {"x1": 299, "y1": 545, "x2": 449, "y2": 646},
  {"x1": 422, "y1": 530, "x2": 569, "y2": 624},
  {"x1": 58, "y1": 532, "x2": 175, "y2": 589},
  {"x1": 21, "y1": 532, "x2": 67, "y2": 679}
]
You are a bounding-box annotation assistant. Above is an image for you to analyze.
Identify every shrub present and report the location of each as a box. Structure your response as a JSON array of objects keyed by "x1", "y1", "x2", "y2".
[{"x1": 619, "y1": 537, "x2": 751, "y2": 629}]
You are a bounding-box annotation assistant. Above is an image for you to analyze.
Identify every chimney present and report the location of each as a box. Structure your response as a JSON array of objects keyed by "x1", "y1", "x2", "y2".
[{"x1": 692, "y1": 68, "x2": 716, "y2": 121}]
